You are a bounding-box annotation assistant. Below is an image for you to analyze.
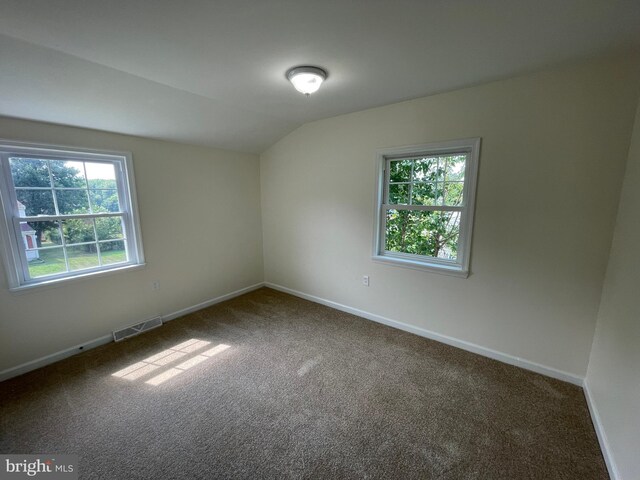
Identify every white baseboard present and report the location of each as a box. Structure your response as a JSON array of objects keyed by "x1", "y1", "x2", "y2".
[
  {"x1": 2, "y1": 280, "x2": 584, "y2": 388},
  {"x1": 0, "y1": 279, "x2": 584, "y2": 385},
  {"x1": 0, "y1": 334, "x2": 113, "y2": 383},
  {"x1": 162, "y1": 282, "x2": 265, "y2": 322},
  {"x1": 583, "y1": 379, "x2": 619, "y2": 480},
  {"x1": 0, "y1": 282, "x2": 265, "y2": 382},
  {"x1": 265, "y1": 282, "x2": 584, "y2": 386}
]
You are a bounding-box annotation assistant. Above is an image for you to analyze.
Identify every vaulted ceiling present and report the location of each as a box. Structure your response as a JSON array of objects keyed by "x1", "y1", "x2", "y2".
[{"x1": 1, "y1": 0, "x2": 639, "y2": 153}]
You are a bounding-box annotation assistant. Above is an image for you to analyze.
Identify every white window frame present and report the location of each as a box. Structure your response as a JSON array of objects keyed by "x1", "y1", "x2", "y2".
[
  {"x1": 372, "y1": 138, "x2": 480, "y2": 277},
  {"x1": 0, "y1": 140, "x2": 145, "y2": 292}
]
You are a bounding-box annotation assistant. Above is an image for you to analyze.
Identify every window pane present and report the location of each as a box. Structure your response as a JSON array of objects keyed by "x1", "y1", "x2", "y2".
[
  {"x1": 28, "y1": 247, "x2": 67, "y2": 278},
  {"x1": 95, "y1": 216, "x2": 124, "y2": 241},
  {"x1": 1, "y1": 144, "x2": 142, "y2": 287},
  {"x1": 389, "y1": 159, "x2": 412, "y2": 182},
  {"x1": 89, "y1": 190, "x2": 120, "y2": 213},
  {"x1": 413, "y1": 157, "x2": 440, "y2": 182},
  {"x1": 40, "y1": 222, "x2": 64, "y2": 247},
  {"x1": 56, "y1": 189, "x2": 90, "y2": 214},
  {"x1": 99, "y1": 240, "x2": 127, "y2": 265},
  {"x1": 444, "y1": 182, "x2": 464, "y2": 206},
  {"x1": 20, "y1": 221, "x2": 63, "y2": 249},
  {"x1": 9, "y1": 158, "x2": 51, "y2": 187},
  {"x1": 50, "y1": 160, "x2": 86, "y2": 188},
  {"x1": 388, "y1": 184, "x2": 409, "y2": 204},
  {"x1": 62, "y1": 218, "x2": 96, "y2": 245},
  {"x1": 445, "y1": 155, "x2": 466, "y2": 181},
  {"x1": 385, "y1": 209, "x2": 461, "y2": 260},
  {"x1": 86, "y1": 162, "x2": 117, "y2": 189},
  {"x1": 411, "y1": 182, "x2": 442, "y2": 206},
  {"x1": 16, "y1": 189, "x2": 55, "y2": 216},
  {"x1": 67, "y1": 245, "x2": 99, "y2": 271}
]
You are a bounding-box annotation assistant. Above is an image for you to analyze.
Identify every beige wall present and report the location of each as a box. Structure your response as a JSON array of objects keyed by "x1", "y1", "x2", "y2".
[
  {"x1": 0, "y1": 117, "x2": 264, "y2": 372},
  {"x1": 585, "y1": 98, "x2": 640, "y2": 480},
  {"x1": 261, "y1": 55, "x2": 640, "y2": 378}
]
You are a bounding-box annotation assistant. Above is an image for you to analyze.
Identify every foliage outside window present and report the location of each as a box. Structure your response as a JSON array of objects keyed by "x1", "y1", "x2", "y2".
[
  {"x1": 373, "y1": 138, "x2": 480, "y2": 276},
  {"x1": 0, "y1": 142, "x2": 145, "y2": 290}
]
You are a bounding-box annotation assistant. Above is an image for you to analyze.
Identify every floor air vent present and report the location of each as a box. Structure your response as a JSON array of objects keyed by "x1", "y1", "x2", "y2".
[{"x1": 113, "y1": 316, "x2": 163, "y2": 342}]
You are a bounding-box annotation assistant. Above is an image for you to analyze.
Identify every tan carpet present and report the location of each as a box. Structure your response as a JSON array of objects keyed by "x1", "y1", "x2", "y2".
[{"x1": 0, "y1": 287, "x2": 607, "y2": 479}]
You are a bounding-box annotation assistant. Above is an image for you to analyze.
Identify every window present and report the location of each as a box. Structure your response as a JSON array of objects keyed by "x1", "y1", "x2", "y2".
[
  {"x1": 373, "y1": 138, "x2": 480, "y2": 276},
  {"x1": 0, "y1": 141, "x2": 145, "y2": 290}
]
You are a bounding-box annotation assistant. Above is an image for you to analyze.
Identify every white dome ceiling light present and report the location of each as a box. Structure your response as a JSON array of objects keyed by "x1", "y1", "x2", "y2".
[{"x1": 286, "y1": 66, "x2": 328, "y2": 96}]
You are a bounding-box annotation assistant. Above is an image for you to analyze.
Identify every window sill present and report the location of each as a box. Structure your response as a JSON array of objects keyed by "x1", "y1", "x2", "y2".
[
  {"x1": 9, "y1": 263, "x2": 146, "y2": 294},
  {"x1": 371, "y1": 254, "x2": 469, "y2": 278}
]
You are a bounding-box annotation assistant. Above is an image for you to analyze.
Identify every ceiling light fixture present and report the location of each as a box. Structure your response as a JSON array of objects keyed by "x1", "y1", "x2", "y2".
[{"x1": 286, "y1": 66, "x2": 327, "y2": 96}]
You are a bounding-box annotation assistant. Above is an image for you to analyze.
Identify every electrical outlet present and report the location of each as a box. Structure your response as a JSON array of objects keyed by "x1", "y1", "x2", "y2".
[
  {"x1": 362, "y1": 275, "x2": 370, "y2": 287},
  {"x1": 152, "y1": 280, "x2": 161, "y2": 291}
]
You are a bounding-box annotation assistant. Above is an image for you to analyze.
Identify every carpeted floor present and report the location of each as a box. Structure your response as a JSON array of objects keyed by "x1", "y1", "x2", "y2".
[{"x1": 0, "y1": 288, "x2": 607, "y2": 479}]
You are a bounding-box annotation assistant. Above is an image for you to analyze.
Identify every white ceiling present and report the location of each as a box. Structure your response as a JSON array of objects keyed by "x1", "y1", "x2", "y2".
[{"x1": 1, "y1": 0, "x2": 639, "y2": 153}]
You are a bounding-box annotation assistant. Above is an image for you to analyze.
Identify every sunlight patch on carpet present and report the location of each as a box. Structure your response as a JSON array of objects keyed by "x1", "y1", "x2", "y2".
[
  {"x1": 145, "y1": 344, "x2": 231, "y2": 385},
  {"x1": 112, "y1": 338, "x2": 230, "y2": 384}
]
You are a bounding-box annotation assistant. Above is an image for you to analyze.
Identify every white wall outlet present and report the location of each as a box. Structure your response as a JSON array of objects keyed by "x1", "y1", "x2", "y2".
[
  {"x1": 362, "y1": 275, "x2": 370, "y2": 287},
  {"x1": 152, "y1": 280, "x2": 161, "y2": 291}
]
